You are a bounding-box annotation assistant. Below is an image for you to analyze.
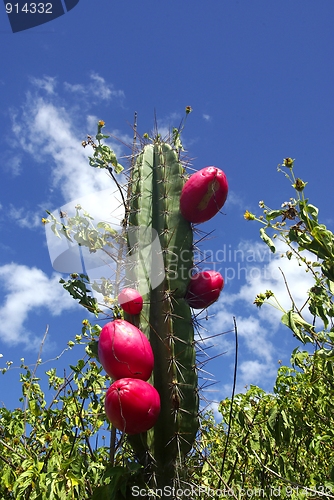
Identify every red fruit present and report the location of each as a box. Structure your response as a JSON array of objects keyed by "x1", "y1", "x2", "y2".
[
  {"x1": 105, "y1": 378, "x2": 160, "y2": 434},
  {"x1": 180, "y1": 166, "x2": 228, "y2": 223},
  {"x1": 118, "y1": 288, "x2": 143, "y2": 315},
  {"x1": 98, "y1": 319, "x2": 154, "y2": 380},
  {"x1": 185, "y1": 270, "x2": 224, "y2": 309}
]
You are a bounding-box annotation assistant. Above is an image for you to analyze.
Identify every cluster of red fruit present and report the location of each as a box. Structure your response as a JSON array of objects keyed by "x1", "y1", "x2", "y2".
[
  {"x1": 99, "y1": 166, "x2": 228, "y2": 435},
  {"x1": 98, "y1": 290, "x2": 161, "y2": 435},
  {"x1": 181, "y1": 166, "x2": 228, "y2": 309}
]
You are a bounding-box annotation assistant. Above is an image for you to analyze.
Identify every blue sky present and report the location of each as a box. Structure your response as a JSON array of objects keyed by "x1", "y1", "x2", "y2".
[{"x1": 0, "y1": 1, "x2": 333, "y2": 415}]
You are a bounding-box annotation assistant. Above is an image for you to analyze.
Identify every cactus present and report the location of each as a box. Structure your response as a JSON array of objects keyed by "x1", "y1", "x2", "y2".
[
  {"x1": 124, "y1": 137, "x2": 199, "y2": 489},
  {"x1": 45, "y1": 113, "x2": 228, "y2": 495}
]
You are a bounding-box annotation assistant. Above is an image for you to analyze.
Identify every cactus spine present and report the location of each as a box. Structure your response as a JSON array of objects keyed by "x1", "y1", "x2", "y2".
[{"x1": 125, "y1": 138, "x2": 199, "y2": 489}]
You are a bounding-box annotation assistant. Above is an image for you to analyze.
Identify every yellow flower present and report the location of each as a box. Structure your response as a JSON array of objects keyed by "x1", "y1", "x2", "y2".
[
  {"x1": 98, "y1": 120, "x2": 105, "y2": 127},
  {"x1": 293, "y1": 178, "x2": 307, "y2": 192},
  {"x1": 282, "y1": 157, "x2": 294, "y2": 168},
  {"x1": 244, "y1": 210, "x2": 255, "y2": 221},
  {"x1": 41, "y1": 218, "x2": 49, "y2": 225}
]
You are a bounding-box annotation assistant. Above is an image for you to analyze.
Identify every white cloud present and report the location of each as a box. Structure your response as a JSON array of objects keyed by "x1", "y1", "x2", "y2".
[
  {"x1": 7, "y1": 78, "x2": 133, "y2": 287},
  {"x1": 224, "y1": 190, "x2": 244, "y2": 209},
  {"x1": 90, "y1": 72, "x2": 124, "y2": 100},
  {"x1": 63, "y1": 82, "x2": 85, "y2": 94},
  {"x1": 64, "y1": 72, "x2": 125, "y2": 102},
  {"x1": 0, "y1": 153, "x2": 22, "y2": 177},
  {"x1": 237, "y1": 360, "x2": 278, "y2": 392},
  {"x1": 203, "y1": 114, "x2": 211, "y2": 122},
  {"x1": 202, "y1": 238, "x2": 317, "y2": 402},
  {"x1": 232, "y1": 240, "x2": 315, "y2": 326},
  {"x1": 0, "y1": 263, "x2": 77, "y2": 347},
  {"x1": 86, "y1": 114, "x2": 99, "y2": 131},
  {"x1": 8, "y1": 204, "x2": 41, "y2": 228},
  {"x1": 29, "y1": 76, "x2": 57, "y2": 95},
  {"x1": 11, "y1": 92, "x2": 127, "y2": 225}
]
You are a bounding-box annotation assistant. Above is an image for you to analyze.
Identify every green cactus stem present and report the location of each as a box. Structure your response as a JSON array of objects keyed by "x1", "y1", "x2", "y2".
[{"x1": 124, "y1": 138, "x2": 199, "y2": 490}]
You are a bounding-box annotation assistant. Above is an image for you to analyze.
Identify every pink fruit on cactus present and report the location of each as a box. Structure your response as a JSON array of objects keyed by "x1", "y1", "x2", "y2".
[
  {"x1": 185, "y1": 270, "x2": 224, "y2": 309},
  {"x1": 118, "y1": 288, "x2": 143, "y2": 315},
  {"x1": 98, "y1": 319, "x2": 154, "y2": 381},
  {"x1": 180, "y1": 166, "x2": 228, "y2": 223},
  {"x1": 105, "y1": 378, "x2": 161, "y2": 434}
]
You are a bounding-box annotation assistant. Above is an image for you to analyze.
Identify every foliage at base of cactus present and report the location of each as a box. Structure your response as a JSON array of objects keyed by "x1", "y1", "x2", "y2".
[{"x1": 2, "y1": 123, "x2": 334, "y2": 500}]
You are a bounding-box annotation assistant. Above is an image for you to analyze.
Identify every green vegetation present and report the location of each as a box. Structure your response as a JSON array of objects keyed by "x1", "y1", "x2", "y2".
[{"x1": 1, "y1": 123, "x2": 334, "y2": 499}]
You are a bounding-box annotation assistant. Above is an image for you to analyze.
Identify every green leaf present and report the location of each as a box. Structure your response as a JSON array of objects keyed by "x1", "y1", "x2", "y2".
[
  {"x1": 281, "y1": 310, "x2": 315, "y2": 343},
  {"x1": 85, "y1": 340, "x2": 100, "y2": 362},
  {"x1": 307, "y1": 203, "x2": 319, "y2": 219},
  {"x1": 259, "y1": 227, "x2": 276, "y2": 253},
  {"x1": 114, "y1": 162, "x2": 124, "y2": 174},
  {"x1": 96, "y1": 133, "x2": 106, "y2": 141},
  {"x1": 312, "y1": 226, "x2": 334, "y2": 255},
  {"x1": 330, "y1": 466, "x2": 334, "y2": 482},
  {"x1": 317, "y1": 348, "x2": 334, "y2": 359},
  {"x1": 96, "y1": 222, "x2": 117, "y2": 235},
  {"x1": 51, "y1": 222, "x2": 61, "y2": 239},
  {"x1": 66, "y1": 471, "x2": 84, "y2": 487},
  {"x1": 29, "y1": 399, "x2": 41, "y2": 417},
  {"x1": 327, "y1": 279, "x2": 334, "y2": 295},
  {"x1": 267, "y1": 405, "x2": 278, "y2": 431},
  {"x1": 2, "y1": 466, "x2": 15, "y2": 490},
  {"x1": 265, "y1": 209, "x2": 283, "y2": 221},
  {"x1": 322, "y1": 260, "x2": 334, "y2": 282},
  {"x1": 237, "y1": 410, "x2": 245, "y2": 427},
  {"x1": 92, "y1": 485, "x2": 112, "y2": 500},
  {"x1": 58, "y1": 224, "x2": 72, "y2": 242}
]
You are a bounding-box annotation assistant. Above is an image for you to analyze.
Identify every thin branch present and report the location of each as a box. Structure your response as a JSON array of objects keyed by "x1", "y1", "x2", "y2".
[
  {"x1": 109, "y1": 427, "x2": 117, "y2": 465},
  {"x1": 218, "y1": 317, "x2": 238, "y2": 487},
  {"x1": 278, "y1": 267, "x2": 301, "y2": 316},
  {"x1": 107, "y1": 167, "x2": 127, "y2": 216},
  {"x1": 192, "y1": 441, "x2": 239, "y2": 500},
  {"x1": 68, "y1": 381, "x2": 95, "y2": 460},
  {"x1": 0, "y1": 452, "x2": 14, "y2": 469},
  {"x1": 0, "y1": 438, "x2": 26, "y2": 461},
  {"x1": 23, "y1": 325, "x2": 49, "y2": 445}
]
